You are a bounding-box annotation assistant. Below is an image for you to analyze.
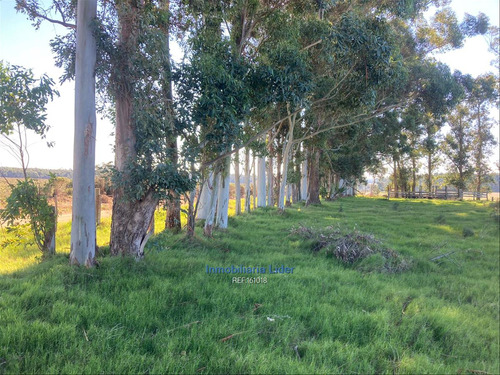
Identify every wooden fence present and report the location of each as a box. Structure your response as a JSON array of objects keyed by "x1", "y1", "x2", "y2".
[{"x1": 387, "y1": 186, "x2": 489, "y2": 200}]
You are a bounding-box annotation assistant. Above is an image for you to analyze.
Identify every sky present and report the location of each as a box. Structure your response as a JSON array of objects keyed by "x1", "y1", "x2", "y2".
[{"x1": 0, "y1": 0, "x2": 499, "y2": 171}]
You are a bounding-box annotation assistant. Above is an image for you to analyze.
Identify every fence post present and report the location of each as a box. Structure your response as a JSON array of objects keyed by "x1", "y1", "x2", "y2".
[
  {"x1": 387, "y1": 185, "x2": 390, "y2": 200},
  {"x1": 458, "y1": 189, "x2": 463, "y2": 200},
  {"x1": 95, "y1": 188, "x2": 101, "y2": 225},
  {"x1": 445, "y1": 185, "x2": 448, "y2": 200}
]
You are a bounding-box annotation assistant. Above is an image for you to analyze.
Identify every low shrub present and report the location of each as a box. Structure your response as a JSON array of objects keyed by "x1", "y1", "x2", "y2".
[{"x1": 462, "y1": 227, "x2": 475, "y2": 238}]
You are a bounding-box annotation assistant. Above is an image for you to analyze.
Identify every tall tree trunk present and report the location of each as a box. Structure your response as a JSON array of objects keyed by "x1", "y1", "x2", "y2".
[
  {"x1": 197, "y1": 171, "x2": 213, "y2": 220},
  {"x1": 427, "y1": 152, "x2": 432, "y2": 193},
  {"x1": 278, "y1": 108, "x2": 296, "y2": 210},
  {"x1": 276, "y1": 142, "x2": 282, "y2": 206},
  {"x1": 163, "y1": 8, "x2": 181, "y2": 232},
  {"x1": 165, "y1": 186, "x2": 181, "y2": 231},
  {"x1": 216, "y1": 157, "x2": 230, "y2": 229},
  {"x1": 165, "y1": 191, "x2": 181, "y2": 231},
  {"x1": 475, "y1": 104, "x2": 483, "y2": 198},
  {"x1": 257, "y1": 156, "x2": 266, "y2": 207},
  {"x1": 111, "y1": 191, "x2": 158, "y2": 258},
  {"x1": 186, "y1": 173, "x2": 196, "y2": 237},
  {"x1": 300, "y1": 150, "x2": 308, "y2": 201},
  {"x1": 234, "y1": 150, "x2": 241, "y2": 215},
  {"x1": 110, "y1": 2, "x2": 158, "y2": 257},
  {"x1": 267, "y1": 159, "x2": 274, "y2": 206},
  {"x1": 244, "y1": 148, "x2": 251, "y2": 212},
  {"x1": 285, "y1": 184, "x2": 292, "y2": 206},
  {"x1": 393, "y1": 157, "x2": 399, "y2": 198},
  {"x1": 411, "y1": 156, "x2": 417, "y2": 193},
  {"x1": 458, "y1": 115, "x2": 464, "y2": 190},
  {"x1": 397, "y1": 160, "x2": 403, "y2": 193},
  {"x1": 252, "y1": 155, "x2": 256, "y2": 209},
  {"x1": 204, "y1": 168, "x2": 220, "y2": 237},
  {"x1": 70, "y1": 0, "x2": 97, "y2": 267},
  {"x1": 306, "y1": 148, "x2": 321, "y2": 205},
  {"x1": 327, "y1": 171, "x2": 332, "y2": 199}
]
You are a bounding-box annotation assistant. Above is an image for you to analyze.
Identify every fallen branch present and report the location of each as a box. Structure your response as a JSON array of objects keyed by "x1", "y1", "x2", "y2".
[
  {"x1": 430, "y1": 251, "x2": 456, "y2": 261},
  {"x1": 83, "y1": 328, "x2": 89, "y2": 342},
  {"x1": 220, "y1": 330, "x2": 250, "y2": 342},
  {"x1": 401, "y1": 297, "x2": 413, "y2": 315},
  {"x1": 253, "y1": 303, "x2": 263, "y2": 312},
  {"x1": 293, "y1": 345, "x2": 301, "y2": 360}
]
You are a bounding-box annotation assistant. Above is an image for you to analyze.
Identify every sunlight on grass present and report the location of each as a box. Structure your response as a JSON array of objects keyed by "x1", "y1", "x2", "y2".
[
  {"x1": 432, "y1": 224, "x2": 457, "y2": 234},
  {"x1": 0, "y1": 197, "x2": 498, "y2": 372},
  {"x1": 1, "y1": 199, "x2": 256, "y2": 274}
]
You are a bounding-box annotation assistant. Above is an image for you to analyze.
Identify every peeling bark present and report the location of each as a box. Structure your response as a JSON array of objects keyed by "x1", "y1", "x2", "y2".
[
  {"x1": 197, "y1": 171, "x2": 213, "y2": 220},
  {"x1": 110, "y1": 190, "x2": 158, "y2": 258},
  {"x1": 204, "y1": 169, "x2": 220, "y2": 237},
  {"x1": 109, "y1": 1, "x2": 159, "y2": 257}
]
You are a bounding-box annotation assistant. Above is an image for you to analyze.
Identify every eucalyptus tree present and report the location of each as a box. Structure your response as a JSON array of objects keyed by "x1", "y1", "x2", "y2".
[
  {"x1": 462, "y1": 74, "x2": 499, "y2": 195},
  {"x1": 70, "y1": 0, "x2": 98, "y2": 266},
  {"x1": 442, "y1": 104, "x2": 474, "y2": 191},
  {"x1": 14, "y1": 0, "x2": 98, "y2": 264},
  {"x1": 255, "y1": 16, "x2": 314, "y2": 210},
  {"x1": 173, "y1": 1, "x2": 253, "y2": 235},
  {"x1": 410, "y1": 61, "x2": 463, "y2": 191},
  {"x1": 296, "y1": 5, "x2": 413, "y2": 204},
  {"x1": 15, "y1": 0, "x2": 194, "y2": 256}
]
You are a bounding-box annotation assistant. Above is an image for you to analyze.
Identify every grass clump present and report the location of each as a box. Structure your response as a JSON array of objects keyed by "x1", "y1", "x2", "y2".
[
  {"x1": 435, "y1": 214, "x2": 446, "y2": 224},
  {"x1": 463, "y1": 227, "x2": 475, "y2": 238},
  {"x1": 290, "y1": 225, "x2": 412, "y2": 273}
]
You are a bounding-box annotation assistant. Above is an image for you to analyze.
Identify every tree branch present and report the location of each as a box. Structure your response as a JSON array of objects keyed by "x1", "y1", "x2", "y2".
[{"x1": 16, "y1": 0, "x2": 76, "y2": 29}]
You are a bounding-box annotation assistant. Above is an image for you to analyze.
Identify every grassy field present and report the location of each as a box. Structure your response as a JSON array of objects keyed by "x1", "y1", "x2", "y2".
[{"x1": 0, "y1": 197, "x2": 498, "y2": 373}]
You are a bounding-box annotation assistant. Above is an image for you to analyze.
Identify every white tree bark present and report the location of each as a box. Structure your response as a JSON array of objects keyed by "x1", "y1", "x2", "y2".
[
  {"x1": 197, "y1": 171, "x2": 213, "y2": 220},
  {"x1": 257, "y1": 156, "x2": 266, "y2": 207},
  {"x1": 216, "y1": 156, "x2": 230, "y2": 229},
  {"x1": 339, "y1": 178, "x2": 345, "y2": 195},
  {"x1": 244, "y1": 148, "x2": 251, "y2": 212},
  {"x1": 234, "y1": 150, "x2": 241, "y2": 215},
  {"x1": 252, "y1": 155, "x2": 256, "y2": 209},
  {"x1": 278, "y1": 108, "x2": 296, "y2": 210},
  {"x1": 267, "y1": 156, "x2": 274, "y2": 206},
  {"x1": 300, "y1": 154, "x2": 308, "y2": 201},
  {"x1": 70, "y1": 0, "x2": 97, "y2": 267},
  {"x1": 204, "y1": 170, "x2": 220, "y2": 236}
]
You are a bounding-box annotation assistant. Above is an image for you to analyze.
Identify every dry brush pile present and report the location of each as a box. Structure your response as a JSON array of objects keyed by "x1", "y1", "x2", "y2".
[{"x1": 290, "y1": 225, "x2": 412, "y2": 273}]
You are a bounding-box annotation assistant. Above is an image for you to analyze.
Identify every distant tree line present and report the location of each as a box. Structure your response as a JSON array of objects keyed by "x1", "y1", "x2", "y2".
[{"x1": 0, "y1": 167, "x2": 72, "y2": 179}]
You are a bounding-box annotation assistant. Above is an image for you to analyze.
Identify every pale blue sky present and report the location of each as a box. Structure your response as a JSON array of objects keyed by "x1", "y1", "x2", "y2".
[{"x1": 0, "y1": 0, "x2": 498, "y2": 170}]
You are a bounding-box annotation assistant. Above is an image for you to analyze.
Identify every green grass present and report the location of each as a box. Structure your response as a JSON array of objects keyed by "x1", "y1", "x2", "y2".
[{"x1": 0, "y1": 197, "x2": 498, "y2": 373}]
